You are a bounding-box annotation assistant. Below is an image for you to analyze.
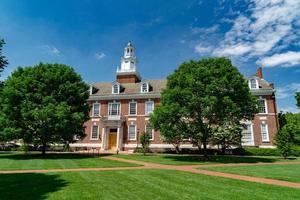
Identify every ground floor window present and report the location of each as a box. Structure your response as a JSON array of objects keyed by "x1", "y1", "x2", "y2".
[
  {"x1": 91, "y1": 125, "x2": 99, "y2": 140},
  {"x1": 145, "y1": 124, "x2": 154, "y2": 140},
  {"x1": 242, "y1": 123, "x2": 253, "y2": 145},
  {"x1": 261, "y1": 123, "x2": 269, "y2": 142},
  {"x1": 128, "y1": 125, "x2": 136, "y2": 140}
]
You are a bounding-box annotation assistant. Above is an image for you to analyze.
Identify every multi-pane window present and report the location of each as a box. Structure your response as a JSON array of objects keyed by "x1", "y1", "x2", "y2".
[
  {"x1": 257, "y1": 99, "x2": 267, "y2": 114},
  {"x1": 91, "y1": 125, "x2": 99, "y2": 140},
  {"x1": 92, "y1": 103, "x2": 100, "y2": 117},
  {"x1": 145, "y1": 124, "x2": 154, "y2": 140},
  {"x1": 128, "y1": 125, "x2": 136, "y2": 140},
  {"x1": 129, "y1": 101, "x2": 137, "y2": 115},
  {"x1": 250, "y1": 79, "x2": 257, "y2": 89},
  {"x1": 241, "y1": 124, "x2": 253, "y2": 145},
  {"x1": 108, "y1": 102, "x2": 120, "y2": 116},
  {"x1": 261, "y1": 123, "x2": 269, "y2": 142},
  {"x1": 141, "y1": 83, "x2": 149, "y2": 93},
  {"x1": 145, "y1": 101, "x2": 154, "y2": 115},
  {"x1": 112, "y1": 84, "x2": 119, "y2": 94}
]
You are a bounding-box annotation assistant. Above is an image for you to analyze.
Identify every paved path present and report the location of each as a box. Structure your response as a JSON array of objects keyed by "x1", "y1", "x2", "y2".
[{"x1": 1, "y1": 156, "x2": 300, "y2": 189}]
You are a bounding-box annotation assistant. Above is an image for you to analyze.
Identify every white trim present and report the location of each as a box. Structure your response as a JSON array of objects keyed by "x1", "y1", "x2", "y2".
[
  {"x1": 90, "y1": 125, "x2": 100, "y2": 140},
  {"x1": 123, "y1": 143, "x2": 197, "y2": 149},
  {"x1": 261, "y1": 122, "x2": 270, "y2": 142},
  {"x1": 128, "y1": 101, "x2": 137, "y2": 116},
  {"x1": 145, "y1": 124, "x2": 154, "y2": 141},
  {"x1": 128, "y1": 124, "x2": 137, "y2": 141},
  {"x1": 128, "y1": 117, "x2": 137, "y2": 121},
  {"x1": 145, "y1": 100, "x2": 154, "y2": 115},
  {"x1": 92, "y1": 102, "x2": 100, "y2": 117},
  {"x1": 70, "y1": 143, "x2": 101, "y2": 148}
]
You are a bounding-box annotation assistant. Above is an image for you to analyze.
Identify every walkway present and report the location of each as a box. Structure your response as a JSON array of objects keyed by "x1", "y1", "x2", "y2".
[{"x1": 1, "y1": 156, "x2": 300, "y2": 189}]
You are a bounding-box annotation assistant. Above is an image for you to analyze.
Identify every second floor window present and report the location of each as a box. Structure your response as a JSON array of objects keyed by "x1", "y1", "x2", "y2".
[
  {"x1": 129, "y1": 101, "x2": 137, "y2": 115},
  {"x1": 257, "y1": 99, "x2": 267, "y2": 114},
  {"x1": 108, "y1": 102, "x2": 120, "y2": 116},
  {"x1": 145, "y1": 101, "x2": 154, "y2": 115},
  {"x1": 92, "y1": 103, "x2": 100, "y2": 117}
]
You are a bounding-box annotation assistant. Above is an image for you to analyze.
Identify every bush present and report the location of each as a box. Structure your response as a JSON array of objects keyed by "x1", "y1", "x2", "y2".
[{"x1": 233, "y1": 146, "x2": 300, "y2": 157}]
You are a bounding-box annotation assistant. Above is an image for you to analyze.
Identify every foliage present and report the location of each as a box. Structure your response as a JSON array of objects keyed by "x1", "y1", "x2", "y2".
[
  {"x1": 0, "y1": 38, "x2": 8, "y2": 78},
  {"x1": 275, "y1": 126, "x2": 294, "y2": 159},
  {"x1": 211, "y1": 124, "x2": 242, "y2": 154},
  {"x1": 0, "y1": 63, "x2": 90, "y2": 155},
  {"x1": 151, "y1": 57, "x2": 257, "y2": 157},
  {"x1": 296, "y1": 92, "x2": 300, "y2": 109},
  {"x1": 140, "y1": 131, "x2": 151, "y2": 155}
]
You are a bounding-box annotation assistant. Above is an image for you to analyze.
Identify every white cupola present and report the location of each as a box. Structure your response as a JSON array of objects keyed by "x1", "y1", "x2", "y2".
[{"x1": 117, "y1": 41, "x2": 137, "y2": 73}]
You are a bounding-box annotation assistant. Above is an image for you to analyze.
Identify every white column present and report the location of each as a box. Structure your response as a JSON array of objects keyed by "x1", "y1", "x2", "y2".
[
  {"x1": 116, "y1": 127, "x2": 120, "y2": 151},
  {"x1": 101, "y1": 128, "x2": 105, "y2": 150}
]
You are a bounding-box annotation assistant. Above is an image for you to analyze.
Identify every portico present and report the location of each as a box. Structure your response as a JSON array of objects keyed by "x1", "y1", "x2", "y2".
[{"x1": 101, "y1": 117, "x2": 124, "y2": 151}]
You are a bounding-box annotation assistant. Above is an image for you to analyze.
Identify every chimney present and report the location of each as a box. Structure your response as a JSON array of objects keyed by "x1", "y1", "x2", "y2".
[{"x1": 256, "y1": 67, "x2": 263, "y2": 78}]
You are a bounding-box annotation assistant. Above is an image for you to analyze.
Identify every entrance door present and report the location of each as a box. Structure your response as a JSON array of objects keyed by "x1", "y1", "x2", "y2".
[{"x1": 108, "y1": 129, "x2": 117, "y2": 150}]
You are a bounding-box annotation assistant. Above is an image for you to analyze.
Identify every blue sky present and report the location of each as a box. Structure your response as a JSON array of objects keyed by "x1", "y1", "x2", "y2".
[{"x1": 0, "y1": 0, "x2": 300, "y2": 113}]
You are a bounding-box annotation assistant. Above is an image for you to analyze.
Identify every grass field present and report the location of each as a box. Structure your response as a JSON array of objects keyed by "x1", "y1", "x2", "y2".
[
  {"x1": 0, "y1": 152, "x2": 138, "y2": 170},
  {"x1": 199, "y1": 164, "x2": 300, "y2": 183},
  {"x1": 114, "y1": 154, "x2": 299, "y2": 165},
  {"x1": 1, "y1": 169, "x2": 300, "y2": 200}
]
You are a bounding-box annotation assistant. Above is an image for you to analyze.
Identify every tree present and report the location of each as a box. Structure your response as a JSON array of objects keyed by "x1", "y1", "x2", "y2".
[
  {"x1": 296, "y1": 92, "x2": 300, "y2": 109},
  {"x1": 151, "y1": 58, "x2": 257, "y2": 157},
  {"x1": 139, "y1": 131, "x2": 150, "y2": 155},
  {"x1": 0, "y1": 63, "x2": 90, "y2": 155},
  {"x1": 275, "y1": 126, "x2": 294, "y2": 159},
  {"x1": 0, "y1": 38, "x2": 8, "y2": 78},
  {"x1": 211, "y1": 124, "x2": 243, "y2": 154}
]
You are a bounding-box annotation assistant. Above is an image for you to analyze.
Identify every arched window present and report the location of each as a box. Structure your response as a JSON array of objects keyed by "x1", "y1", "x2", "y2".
[
  {"x1": 249, "y1": 79, "x2": 258, "y2": 89},
  {"x1": 112, "y1": 83, "x2": 120, "y2": 94}
]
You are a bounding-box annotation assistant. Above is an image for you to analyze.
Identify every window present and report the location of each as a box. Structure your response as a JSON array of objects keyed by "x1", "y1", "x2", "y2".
[
  {"x1": 112, "y1": 84, "x2": 120, "y2": 94},
  {"x1": 257, "y1": 99, "x2": 267, "y2": 114},
  {"x1": 129, "y1": 101, "x2": 137, "y2": 115},
  {"x1": 261, "y1": 123, "x2": 269, "y2": 142},
  {"x1": 108, "y1": 102, "x2": 120, "y2": 116},
  {"x1": 91, "y1": 125, "x2": 99, "y2": 140},
  {"x1": 141, "y1": 82, "x2": 149, "y2": 93},
  {"x1": 249, "y1": 79, "x2": 258, "y2": 89},
  {"x1": 92, "y1": 103, "x2": 100, "y2": 117},
  {"x1": 145, "y1": 101, "x2": 154, "y2": 115},
  {"x1": 128, "y1": 125, "x2": 136, "y2": 140},
  {"x1": 241, "y1": 123, "x2": 253, "y2": 145},
  {"x1": 145, "y1": 124, "x2": 154, "y2": 140}
]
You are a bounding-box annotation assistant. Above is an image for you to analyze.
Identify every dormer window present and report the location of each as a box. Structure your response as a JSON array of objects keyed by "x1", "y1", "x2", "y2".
[
  {"x1": 141, "y1": 82, "x2": 149, "y2": 93},
  {"x1": 112, "y1": 83, "x2": 120, "y2": 94},
  {"x1": 249, "y1": 79, "x2": 258, "y2": 89}
]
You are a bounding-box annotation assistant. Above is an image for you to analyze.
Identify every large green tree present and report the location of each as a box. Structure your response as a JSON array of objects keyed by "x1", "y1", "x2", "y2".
[
  {"x1": 0, "y1": 38, "x2": 8, "y2": 77},
  {"x1": 0, "y1": 63, "x2": 89, "y2": 154},
  {"x1": 151, "y1": 58, "x2": 257, "y2": 157},
  {"x1": 296, "y1": 92, "x2": 300, "y2": 109}
]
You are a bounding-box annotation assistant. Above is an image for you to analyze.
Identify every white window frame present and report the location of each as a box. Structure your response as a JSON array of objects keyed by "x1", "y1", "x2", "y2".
[
  {"x1": 92, "y1": 102, "x2": 100, "y2": 117},
  {"x1": 128, "y1": 101, "x2": 137, "y2": 116},
  {"x1": 145, "y1": 124, "x2": 154, "y2": 141},
  {"x1": 249, "y1": 78, "x2": 258, "y2": 89},
  {"x1": 261, "y1": 122, "x2": 270, "y2": 142},
  {"x1": 112, "y1": 83, "x2": 120, "y2": 94},
  {"x1": 90, "y1": 125, "x2": 99, "y2": 140},
  {"x1": 141, "y1": 82, "x2": 149, "y2": 93},
  {"x1": 108, "y1": 101, "x2": 121, "y2": 116},
  {"x1": 257, "y1": 97, "x2": 268, "y2": 114},
  {"x1": 241, "y1": 122, "x2": 254, "y2": 146},
  {"x1": 128, "y1": 124, "x2": 137, "y2": 141},
  {"x1": 145, "y1": 100, "x2": 154, "y2": 115}
]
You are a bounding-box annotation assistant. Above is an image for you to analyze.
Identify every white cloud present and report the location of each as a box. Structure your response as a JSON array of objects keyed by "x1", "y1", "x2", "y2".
[
  {"x1": 194, "y1": 43, "x2": 212, "y2": 54},
  {"x1": 276, "y1": 82, "x2": 300, "y2": 99},
  {"x1": 258, "y1": 51, "x2": 300, "y2": 67},
  {"x1": 94, "y1": 52, "x2": 106, "y2": 60},
  {"x1": 192, "y1": 25, "x2": 219, "y2": 34},
  {"x1": 40, "y1": 45, "x2": 60, "y2": 55}
]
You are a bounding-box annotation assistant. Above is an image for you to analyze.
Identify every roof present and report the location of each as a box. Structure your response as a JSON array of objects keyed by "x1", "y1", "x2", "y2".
[
  {"x1": 91, "y1": 79, "x2": 167, "y2": 96},
  {"x1": 248, "y1": 75, "x2": 274, "y2": 89}
]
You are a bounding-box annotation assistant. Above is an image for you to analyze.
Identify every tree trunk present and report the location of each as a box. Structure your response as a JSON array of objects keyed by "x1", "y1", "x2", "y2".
[
  {"x1": 41, "y1": 142, "x2": 46, "y2": 156},
  {"x1": 175, "y1": 144, "x2": 180, "y2": 154},
  {"x1": 203, "y1": 142, "x2": 208, "y2": 159}
]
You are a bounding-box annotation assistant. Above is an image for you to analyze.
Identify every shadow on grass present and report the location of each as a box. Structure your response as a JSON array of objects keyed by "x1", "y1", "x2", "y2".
[
  {"x1": 0, "y1": 173, "x2": 67, "y2": 200},
  {"x1": 160, "y1": 155, "x2": 286, "y2": 164},
  {"x1": 0, "y1": 152, "x2": 114, "y2": 160}
]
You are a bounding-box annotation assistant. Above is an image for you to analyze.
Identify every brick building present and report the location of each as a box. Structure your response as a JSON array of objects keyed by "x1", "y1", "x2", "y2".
[{"x1": 70, "y1": 42, "x2": 279, "y2": 151}]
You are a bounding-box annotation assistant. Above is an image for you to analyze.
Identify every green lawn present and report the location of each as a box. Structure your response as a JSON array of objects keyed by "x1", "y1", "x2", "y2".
[
  {"x1": 1, "y1": 169, "x2": 300, "y2": 200},
  {"x1": 0, "y1": 152, "x2": 138, "y2": 170},
  {"x1": 199, "y1": 164, "x2": 300, "y2": 183},
  {"x1": 114, "y1": 154, "x2": 299, "y2": 165}
]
